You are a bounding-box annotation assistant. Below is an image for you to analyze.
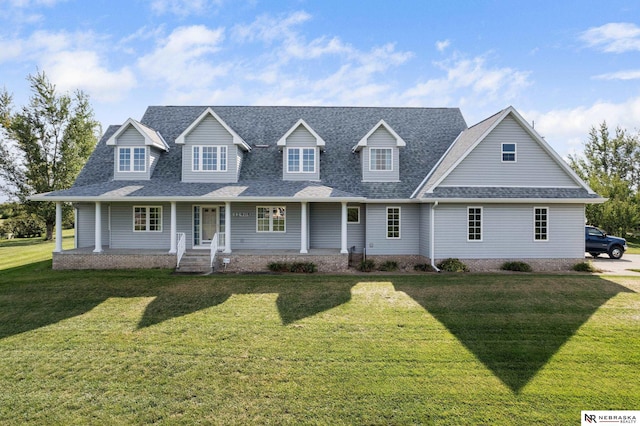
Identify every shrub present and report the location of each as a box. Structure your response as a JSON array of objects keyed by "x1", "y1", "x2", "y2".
[
  {"x1": 2, "y1": 214, "x2": 45, "y2": 238},
  {"x1": 358, "y1": 259, "x2": 376, "y2": 272},
  {"x1": 267, "y1": 262, "x2": 317, "y2": 273},
  {"x1": 289, "y1": 262, "x2": 317, "y2": 273},
  {"x1": 378, "y1": 260, "x2": 399, "y2": 272},
  {"x1": 500, "y1": 261, "x2": 532, "y2": 272},
  {"x1": 436, "y1": 258, "x2": 469, "y2": 272},
  {"x1": 267, "y1": 262, "x2": 290, "y2": 273},
  {"x1": 414, "y1": 263, "x2": 436, "y2": 272},
  {"x1": 573, "y1": 261, "x2": 598, "y2": 272}
]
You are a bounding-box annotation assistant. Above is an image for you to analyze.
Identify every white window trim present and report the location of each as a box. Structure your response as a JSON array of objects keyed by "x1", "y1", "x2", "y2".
[
  {"x1": 501, "y1": 143, "x2": 517, "y2": 163},
  {"x1": 286, "y1": 147, "x2": 316, "y2": 174},
  {"x1": 118, "y1": 146, "x2": 147, "y2": 173},
  {"x1": 369, "y1": 147, "x2": 393, "y2": 171},
  {"x1": 256, "y1": 206, "x2": 287, "y2": 233},
  {"x1": 347, "y1": 206, "x2": 360, "y2": 224},
  {"x1": 386, "y1": 206, "x2": 401, "y2": 239},
  {"x1": 533, "y1": 206, "x2": 549, "y2": 242},
  {"x1": 133, "y1": 206, "x2": 163, "y2": 233},
  {"x1": 467, "y1": 206, "x2": 483, "y2": 242},
  {"x1": 192, "y1": 145, "x2": 228, "y2": 172}
]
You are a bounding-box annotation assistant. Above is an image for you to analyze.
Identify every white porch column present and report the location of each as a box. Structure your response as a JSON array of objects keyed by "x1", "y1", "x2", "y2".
[
  {"x1": 224, "y1": 201, "x2": 231, "y2": 253},
  {"x1": 340, "y1": 201, "x2": 348, "y2": 254},
  {"x1": 53, "y1": 202, "x2": 63, "y2": 253},
  {"x1": 300, "y1": 201, "x2": 308, "y2": 254},
  {"x1": 169, "y1": 201, "x2": 177, "y2": 254},
  {"x1": 93, "y1": 201, "x2": 103, "y2": 253}
]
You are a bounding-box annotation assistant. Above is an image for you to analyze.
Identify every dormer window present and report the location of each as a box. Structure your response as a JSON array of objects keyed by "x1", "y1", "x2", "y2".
[
  {"x1": 193, "y1": 146, "x2": 227, "y2": 172},
  {"x1": 287, "y1": 147, "x2": 316, "y2": 173},
  {"x1": 118, "y1": 147, "x2": 147, "y2": 172},
  {"x1": 369, "y1": 148, "x2": 393, "y2": 171}
]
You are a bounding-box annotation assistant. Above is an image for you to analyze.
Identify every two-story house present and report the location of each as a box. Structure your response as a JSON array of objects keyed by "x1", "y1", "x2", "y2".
[{"x1": 32, "y1": 105, "x2": 603, "y2": 272}]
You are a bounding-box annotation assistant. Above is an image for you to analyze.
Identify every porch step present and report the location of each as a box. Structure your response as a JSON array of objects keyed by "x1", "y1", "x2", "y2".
[{"x1": 176, "y1": 252, "x2": 212, "y2": 274}]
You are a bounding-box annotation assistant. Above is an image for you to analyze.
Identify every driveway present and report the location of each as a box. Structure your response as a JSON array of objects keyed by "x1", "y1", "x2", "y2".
[{"x1": 587, "y1": 253, "x2": 640, "y2": 276}]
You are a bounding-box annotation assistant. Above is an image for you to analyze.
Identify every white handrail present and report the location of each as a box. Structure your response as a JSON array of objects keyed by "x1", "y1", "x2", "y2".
[
  {"x1": 210, "y1": 232, "x2": 218, "y2": 268},
  {"x1": 176, "y1": 232, "x2": 186, "y2": 268}
]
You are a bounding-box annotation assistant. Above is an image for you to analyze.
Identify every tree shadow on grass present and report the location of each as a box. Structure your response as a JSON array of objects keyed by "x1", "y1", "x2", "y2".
[{"x1": 393, "y1": 275, "x2": 635, "y2": 393}]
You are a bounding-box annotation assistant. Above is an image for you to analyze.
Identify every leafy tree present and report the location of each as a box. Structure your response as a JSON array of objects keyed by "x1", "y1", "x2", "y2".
[
  {"x1": 569, "y1": 121, "x2": 640, "y2": 235},
  {"x1": 0, "y1": 71, "x2": 99, "y2": 239}
]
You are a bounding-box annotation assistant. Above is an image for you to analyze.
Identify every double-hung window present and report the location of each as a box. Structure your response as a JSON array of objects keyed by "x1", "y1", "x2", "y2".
[
  {"x1": 534, "y1": 207, "x2": 548, "y2": 241},
  {"x1": 387, "y1": 207, "x2": 400, "y2": 239},
  {"x1": 468, "y1": 207, "x2": 482, "y2": 241},
  {"x1": 119, "y1": 147, "x2": 146, "y2": 172},
  {"x1": 370, "y1": 148, "x2": 393, "y2": 171},
  {"x1": 193, "y1": 146, "x2": 227, "y2": 172},
  {"x1": 287, "y1": 148, "x2": 315, "y2": 173},
  {"x1": 257, "y1": 206, "x2": 286, "y2": 232},
  {"x1": 134, "y1": 206, "x2": 162, "y2": 232},
  {"x1": 502, "y1": 143, "x2": 516, "y2": 162}
]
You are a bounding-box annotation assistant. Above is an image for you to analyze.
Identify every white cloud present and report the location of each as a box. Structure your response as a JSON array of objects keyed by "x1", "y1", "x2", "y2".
[
  {"x1": 402, "y1": 54, "x2": 531, "y2": 107},
  {"x1": 526, "y1": 97, "x2": 640, "y2": 157},
  {"x1": 149, "y1": 0, "x2": 221, "y2": 17},
  {"x1": 137, "y1": 25, "x2": 227, "y2": 93},
  {"x1": 435, "y1": 39, "x2": 451, "y2": 52},
  {"x1": 231, "y1": 11, "x2": 312, "y2": 44},
  {"x1": 580, "y1": 22, "x2": 640, "y2": 53},
  {"x1": 593, "y1": 70, "x2": 640, "y2": 80}
]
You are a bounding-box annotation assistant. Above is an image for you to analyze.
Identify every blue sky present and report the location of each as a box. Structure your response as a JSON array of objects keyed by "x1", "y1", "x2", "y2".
[{"x1": 1, "y1": 0, "x2": 639, "y2": 161}]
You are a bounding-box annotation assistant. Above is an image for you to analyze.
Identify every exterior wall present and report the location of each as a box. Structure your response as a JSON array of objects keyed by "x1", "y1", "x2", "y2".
[
  {"x1": 309, "y1": 203, "x2": 340, "y2": 249},
  {"x1": 347, "y1": 203, "x2": 366, "y2": 253},
  {"x1": 365, "y1": 204, "x2": 420, "y2": 255},
  {"x1": 441, "y1": 116, "x2": 578, "y2": 187},
  {"x1": 433, "y1": 203, "x2": 585, "y2": 259},
  {"x1": 419, "y1": 203, "x2": 431, "y2": 258},
  {"x1": 282, "y1": 126, "x2": 320, "y2": 181},
  {"x1": 109, "y1": 203, "x2": 172, "y2": 250},
  {"x1": 361, "y1": 127, "x2": 400, "y2": 182},
  {"x1": 181, "y1": 115, "x2": 239, "y2": 183},
  {"x1": 75, "y1": 203, "x2": 110, "y2": 248},
  {"x1": 230, "y1": 202, "x2": 301, "y2": 250},
  {"x1": 217, "y1": 253, "x2": 348, "y2": 273}
]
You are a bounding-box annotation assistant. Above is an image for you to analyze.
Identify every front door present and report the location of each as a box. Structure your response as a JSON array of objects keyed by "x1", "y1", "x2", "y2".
[{"x1": 200, "y1": 206, "x2": 217, "y2": 246}]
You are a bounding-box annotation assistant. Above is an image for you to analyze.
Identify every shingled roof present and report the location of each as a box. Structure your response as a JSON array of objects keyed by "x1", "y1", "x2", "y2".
[{"x1": 68, "y1": 106, "x2": 468, "y2": 200}]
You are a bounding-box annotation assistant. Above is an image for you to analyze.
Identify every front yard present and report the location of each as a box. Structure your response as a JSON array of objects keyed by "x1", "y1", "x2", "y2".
[{"x1": 0, "y1": 237, "x2": 638, "y2": 424}]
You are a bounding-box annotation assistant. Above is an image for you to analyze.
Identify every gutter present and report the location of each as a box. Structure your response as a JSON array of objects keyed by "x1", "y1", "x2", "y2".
[{"x1": 430, "y1": 201, "x2": 440, "y2": 272}]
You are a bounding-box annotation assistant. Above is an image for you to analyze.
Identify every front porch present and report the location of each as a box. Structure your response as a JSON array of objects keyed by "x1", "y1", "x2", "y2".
[{"x1": 52, "y1": 246, "x2": 350, "y2": 272}]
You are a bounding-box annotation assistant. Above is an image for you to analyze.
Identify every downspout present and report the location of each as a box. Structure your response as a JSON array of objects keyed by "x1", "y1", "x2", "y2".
[{"x1": 430, "y1": 201, "x2": 440, "y2": 272}]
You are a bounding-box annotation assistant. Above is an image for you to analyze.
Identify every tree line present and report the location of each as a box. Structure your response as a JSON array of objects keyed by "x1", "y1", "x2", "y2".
[{"x1": 0, "y1": 70, "x2": 638, "y2": 240}]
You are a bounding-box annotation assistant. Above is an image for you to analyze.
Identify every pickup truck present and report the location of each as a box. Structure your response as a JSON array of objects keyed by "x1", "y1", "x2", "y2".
[{"x1": 585, "y1": 226, "x2": 627, "y2": 259}]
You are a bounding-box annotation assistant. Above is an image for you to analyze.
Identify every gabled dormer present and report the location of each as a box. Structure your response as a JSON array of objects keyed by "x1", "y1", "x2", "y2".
[
  {"x1": 175, "y1": 108, "x2": 250, "y2": 183},
  {"x1": 106, "y1": 118, "x2": 169, "y2": 181},
  {"x1": 277, "y1": 119, "x2": 325, "y2": 181},
  {"x1": 352, "y1": 120, "x2": 405, "y2": 182}
]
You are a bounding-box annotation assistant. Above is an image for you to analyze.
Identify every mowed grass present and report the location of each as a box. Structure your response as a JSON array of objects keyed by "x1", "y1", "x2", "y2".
[{"x1": 0, "y1": 238, "x2": 638, "y2": 424}]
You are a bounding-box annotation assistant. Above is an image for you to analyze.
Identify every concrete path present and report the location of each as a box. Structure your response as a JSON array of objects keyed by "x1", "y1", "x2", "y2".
[{"x1": 588, "y1": 253, "x2": 640, "y2": 276}]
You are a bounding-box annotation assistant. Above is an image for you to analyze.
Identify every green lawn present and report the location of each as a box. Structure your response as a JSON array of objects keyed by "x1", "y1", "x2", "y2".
[{"x1": 0, "y1": 238, "x2": 638, "y2": 424}]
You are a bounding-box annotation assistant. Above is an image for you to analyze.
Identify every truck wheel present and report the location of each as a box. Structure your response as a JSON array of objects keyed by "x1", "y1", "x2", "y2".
[
  {"x1": 589, "y1": 252, "x2": 599, "y2": 258},
  {"x1": 608, "y1": 245, "x2": 623, "y2": 259}
]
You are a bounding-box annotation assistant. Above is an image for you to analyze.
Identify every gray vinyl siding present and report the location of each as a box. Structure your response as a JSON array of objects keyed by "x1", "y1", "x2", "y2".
[
  {"x1": 181, "y1": 115, "x2": 239, "y2": 183},
  {"x1": 348, "y1": 204, "x2": 365, "y2": 253},
  {"x1": 113, "y1": 126, "x2": 152, "y2": 181},
  {"x1": 230, "y1": 203, "x2": 301, "y2": 250},
  {"x1": 109, "y1": 203, "x2": 171, "y2": 250},
  {"x1": 365, "y1": 204, "x2": 419, "y2": 255},
  {"x1": 310, "y1": 203, "x2": 340, "y2": 249},
  {"x1": 361, "y1": 127, "x2": 400, "y2": 182},
  {"x1": 283, "y1": 126, "x2": 320, "y2": 181},
  {"x1": 75, "y1": 203, "x2": 110, "y2": 248},
  {"x1": 149, "y1": 149, "x2": 161, "y2": 177},
  {"x1": 419, "y1": 204, "x2": 431, "y2": 257},
  {"x1": 441, "y1": 116, "x2": 578, "y2": 187},
  {"x1": 433, "y1": 204, "x2": 585, "y2": 259}
]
